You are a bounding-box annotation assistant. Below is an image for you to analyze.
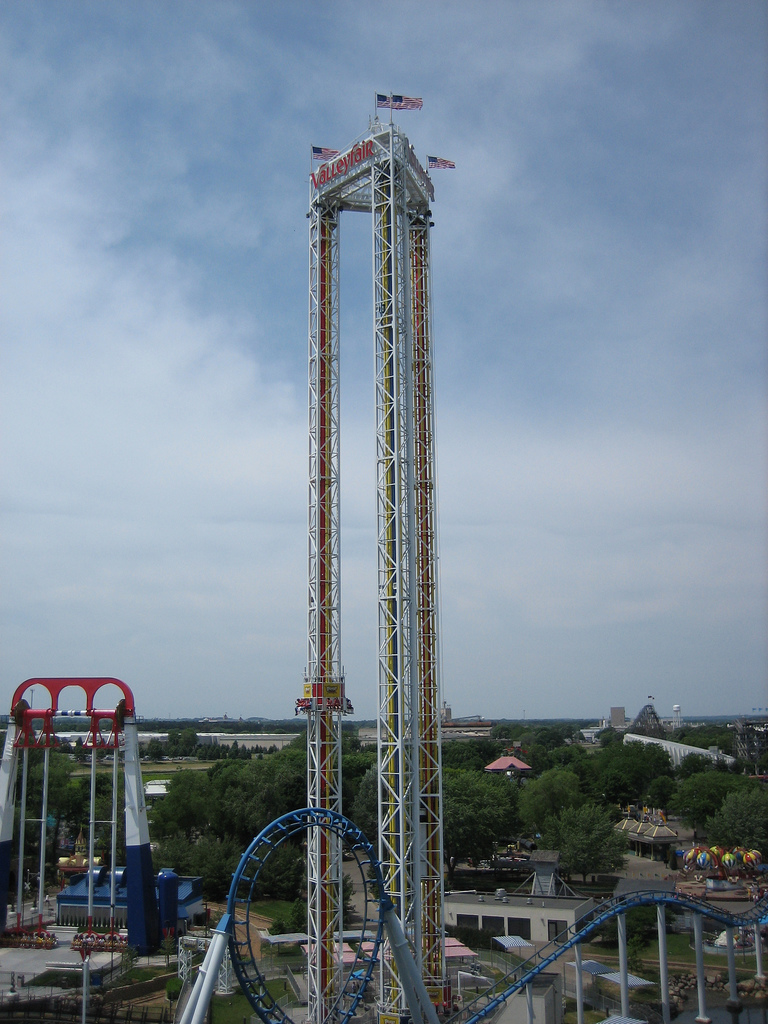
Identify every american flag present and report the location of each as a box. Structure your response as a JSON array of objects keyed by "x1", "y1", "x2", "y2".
[
  {"x1": 377, "y1": 93, "x2": 423, "y2": 111},
  {"x1": 428, "y1": 155, "x2": 456, "y2": 169},
  {"x1": 312, "y1": 146, "x2": 340, "y2": 161}
]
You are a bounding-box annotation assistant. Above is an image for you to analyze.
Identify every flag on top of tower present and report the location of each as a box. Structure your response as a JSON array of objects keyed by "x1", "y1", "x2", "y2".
[
  {"x1": 312, "y1": 146, "x2": 340, "y2": 161},
  {"x1": 427, "y1": 156, "x2": 456, "y2": 169},
  {"x1": 377, "y1": 93, "x2": 423, "y2": 110}
]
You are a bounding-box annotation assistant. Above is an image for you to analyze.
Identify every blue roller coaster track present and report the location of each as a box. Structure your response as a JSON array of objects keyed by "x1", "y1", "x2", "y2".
[
  {"x1": 452, "y1": 888, "x2": 768, "y2": 1024},
  {"x1": 218, "y1": 808, "x2": 767, "y2": 1024}
]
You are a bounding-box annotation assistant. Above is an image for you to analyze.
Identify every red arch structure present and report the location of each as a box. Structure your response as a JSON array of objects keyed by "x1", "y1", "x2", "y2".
[
  {"x1": 0, "y1": 678, "x2": 158, "y2": 952},
  {"x1": 11, "y1": 677, "x2": 135, "y2": 714}
]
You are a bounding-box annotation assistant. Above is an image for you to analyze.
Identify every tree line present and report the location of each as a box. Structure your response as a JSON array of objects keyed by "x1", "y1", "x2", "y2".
[{"x1": 11, "y1": 724, "x2": 767, "y2": 904}]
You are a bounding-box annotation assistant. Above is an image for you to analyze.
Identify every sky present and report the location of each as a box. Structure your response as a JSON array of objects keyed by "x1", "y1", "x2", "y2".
[{"x1": 1, "y1": 2, "x2": 766, "y2": 723}]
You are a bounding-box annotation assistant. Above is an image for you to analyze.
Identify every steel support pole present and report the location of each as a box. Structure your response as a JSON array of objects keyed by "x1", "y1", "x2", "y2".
[
  {"x1": 755, "y1": 921, "x2": 764, "y2": 979},
  {"x1": 526, "y1": 982, "x2": 534, "y2": 1024},
  {"x1": 37, "y1": 746, "x2": 50, "y2": 932},
  {"x1": 574, "y1": 943, "x2": 584, "y2": 1024},
  {"x1": 81, "y1": 954, "x2": 90, "y2": 1024},
  {"x1": 657, "y1": 904, "x2": 670, "y2": 1024},
  {"x1": 179, "y1": 914, "x2": 231, "y2": 1024},
  {"x1": 382, "y1": 901, "x2": 440, "y2": 1024},
  {"x1": 16, "y1": 749, "x2": 28, "y2": 930},
  {"x1": 87, "y1": 747, "x2": 96, "y2": 931},
  {"x1": 617, "y1": 912, "x2": 629, "y2": 1017},
  {"x1": 110, "y1": 748, "x2": 118, "y2": 936},
  {"x1": 693, "y1": 914, "x2": 711, "y2": 1024},
  {"x1": 725, "y1": 926, "x2": 741, "y2": 1010}
]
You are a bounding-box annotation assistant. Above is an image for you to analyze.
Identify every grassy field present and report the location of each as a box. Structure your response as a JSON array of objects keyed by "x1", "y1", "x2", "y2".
[
  {"x1": 249, "y1": 899, "x2": 297, "y2": 923},
  {"x1": 579, "y1": 931, "x2": 758, "y2": 978},
  {"x1": 563, "y1": 998, "x2": 606, "y2": 1024},
  {"x1": 211, "y1": 989, "x2": 256, "y2": 1022},
  {"x1": 211, "y1": 978, "x2": 295, "y2": 1023}
]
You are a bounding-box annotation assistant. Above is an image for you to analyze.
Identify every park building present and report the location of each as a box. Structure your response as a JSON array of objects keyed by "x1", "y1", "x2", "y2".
[
  {"x1": 444, "y1": 889, "x2": 596, "y2": 945},
  {"x1": 55, "y1": 866, "x2": 204, "y2": 934},
  {"x1": 622, "y1": 732, "x2": 734, "y2": 768}
]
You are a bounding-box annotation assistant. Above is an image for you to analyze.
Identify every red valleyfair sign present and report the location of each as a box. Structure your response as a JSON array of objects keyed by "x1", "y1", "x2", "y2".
[{"x1": 311, "y1": 140, "x2": 374, "y2": 190}]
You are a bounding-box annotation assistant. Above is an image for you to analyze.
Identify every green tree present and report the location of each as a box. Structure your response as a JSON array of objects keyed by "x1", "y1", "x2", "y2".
[
  {"x1": 289, "y1": 899, "x2": 307, "y2": 932},
  {"x1": 342, "y1": 748, "x2": 377, "y2": 818},
  {"x1": 166, "y1": 977, "x2": 182, "y2": 1002},
  {"x1": 627, "y1": 934, "x2": 645, "y2": 974},
  {"x1": 676, "y1": 754, "x2": 715, "y2": 779},
  {"x1": 441, "y1": 740, "x2": 505, "y2": 772},
  {"x1": 191, "y1": 835, "x2": 242, "y2": 900},
  {"x1": 706, "y1": 786, "x2": 768, "y2": 853},
  {"x1": 145, "y1": 738, "x2": 165, "y2": 762},
  {"x1": 671, "y1": 724, "x2": 733, "y2": 753},
  {"x1": 672, "y1": 772, "x2": 748, "y2": 832},
  {"x1": 150, "y1": 770, "x2": 210, "y2": 840},
  {"x1": 646, "y1": 775, "x2": 677, "y2": 811},
  {"x1": 592, "y1": 740, "x2": 672, "y2": 806},
  {"x1": 600, "y1": 905, "x2": 658, "y2": 948},
  {"x1": 255, "y1": 842, "x2": 304, "y2": 901},
  {"x1": 541, "y1": 804, "x2": 627, "y2": 882},
  {"x1": 519, "y1": 769, "x2": 582, "y2": 834},
  {"x1": 350, "y1": 765, "x2": 378, "y2": 847},
  {"x1": 443, "y1": 771, "x2": 518, "y2": 879}
]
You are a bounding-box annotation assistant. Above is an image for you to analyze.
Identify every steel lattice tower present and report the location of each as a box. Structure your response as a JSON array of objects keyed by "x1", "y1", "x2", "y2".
[{"x1": 298, "y1": 120, "x2": 445, "y2": 1024}]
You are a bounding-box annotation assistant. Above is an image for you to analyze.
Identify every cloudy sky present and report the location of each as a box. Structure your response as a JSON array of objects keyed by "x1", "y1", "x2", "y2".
[{"x1": 1, "y1": 2, "x2": 765, "y2": 723}]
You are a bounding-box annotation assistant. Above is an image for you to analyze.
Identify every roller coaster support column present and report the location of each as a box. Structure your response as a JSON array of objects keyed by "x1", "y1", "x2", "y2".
[
  {"x1": 657, "y1": 905, "x2": 670, "y2": 1024},
  {"x1": 725, "y1": 927, "x2": 741, "y2": 1011},
  {"x1": 617, "y1": 912, "x2": 629, "y2": 1017},
  {"x1": 123, "y1": 714, "x2": 159, "y2": 953},
  {"x1": 15, "y1": 748, "x2": 28, "y2": 930},
  {"x1": 87, "y1": 746, "x2": 97, "y2": 930},
  {"x1": 692, "y1": 914, "x2": 711, "y2": 1024},
  {"x1": 526, "y1": 982, "x2": 534, "y2": 1024},
  {"x1": 381, "y1": 900, "x2": 440, "y2": 1024},
  {"x1": 179, "y1": 913, "x2": 231, "y2": 1024},
  {"x1": 574, "y1": 944, "x2": 584, "y2": 1024},
  {"x1": 37, "y1": 744, "x2": 51, "y2": 931},
  {"x1": 0, "y1": 727, "x2": 20, "y2": 933},
  {"x1": 755, "y1": 922, "x2": 765, "y2": 979}
]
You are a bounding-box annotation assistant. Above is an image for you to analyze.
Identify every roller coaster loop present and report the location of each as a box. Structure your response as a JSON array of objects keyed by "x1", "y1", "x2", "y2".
[{"x1": 226, "y1": 808, "x2": 389, "y2": 1024}]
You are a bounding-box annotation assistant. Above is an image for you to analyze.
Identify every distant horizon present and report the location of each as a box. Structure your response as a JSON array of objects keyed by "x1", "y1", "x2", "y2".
[{"x1": 49, "y1": 711, "x2": 747, "y2": 726}]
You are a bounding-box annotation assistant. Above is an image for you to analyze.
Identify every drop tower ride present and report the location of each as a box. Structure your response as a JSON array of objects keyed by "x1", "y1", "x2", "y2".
[{"x1": 296, "y1": 118, "x2": 446, "y2": 1023}]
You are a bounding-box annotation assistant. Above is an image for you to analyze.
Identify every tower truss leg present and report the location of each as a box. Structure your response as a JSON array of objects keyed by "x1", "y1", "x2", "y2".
[
  {"x1": 373, "y1": 137, "x2": 416, "y2": 1016},
  {"x1": 409, "y1": 215, "x2": 445, "y2": 998},
  {"x1": 303, "y1": 204, "x2": 350, "y2": 1023}
]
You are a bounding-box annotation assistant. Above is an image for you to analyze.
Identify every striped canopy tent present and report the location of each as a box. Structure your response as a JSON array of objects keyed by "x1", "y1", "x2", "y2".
[
  {"x1": 601, "y1": 971, "x2": 655, "y2": 989},
  {"x1": 445, "y1": 936, "x2": 479, "y2": 959},
  {"x1": 567, "y1": 959, "x2": 610, "y2": 975},
  {"x1": 494, "y1": 935, "x2": 534, "y2": 951}
]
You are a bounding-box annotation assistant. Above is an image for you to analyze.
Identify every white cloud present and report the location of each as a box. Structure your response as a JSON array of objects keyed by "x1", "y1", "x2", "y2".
[{"x1": 0, "y1": 1, "x2": 765, "y2": 721}]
